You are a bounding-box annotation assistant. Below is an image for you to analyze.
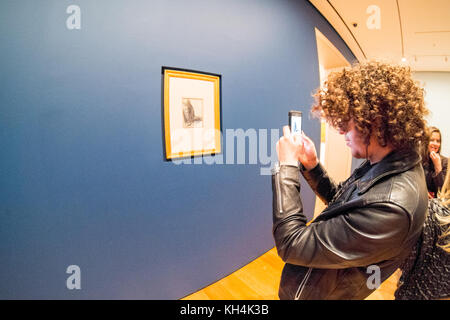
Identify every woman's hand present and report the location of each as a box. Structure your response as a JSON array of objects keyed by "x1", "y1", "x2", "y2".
[
  {"x1": 430, "y1": 151, "x2": 442, "y2": 174},
  {"x1": 276, "y1": 126, "x2": 319, "y2": 170}
]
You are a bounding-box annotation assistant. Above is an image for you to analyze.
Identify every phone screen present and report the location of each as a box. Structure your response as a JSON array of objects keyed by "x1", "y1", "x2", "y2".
[
  {"x1": 290, "y1": 116, "x2": 302, "y2": 134},
  {"x1": 289, "y1": 111, "x2": 302, "y2": 134}
]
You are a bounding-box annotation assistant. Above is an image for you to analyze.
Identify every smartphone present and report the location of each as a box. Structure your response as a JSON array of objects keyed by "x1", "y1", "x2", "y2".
[{"x1": 289, "y1": 110, "x2": 302, "y2": 134}]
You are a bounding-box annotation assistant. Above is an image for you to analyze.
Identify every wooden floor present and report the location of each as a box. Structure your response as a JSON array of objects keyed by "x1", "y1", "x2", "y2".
[{"x1": 182, "y1": 247, "x2": 400, "y2": 300}]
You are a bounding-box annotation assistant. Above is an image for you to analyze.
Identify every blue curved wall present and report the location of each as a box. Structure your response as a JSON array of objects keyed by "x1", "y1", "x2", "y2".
[{"x1": 0, "y1": 0, "x2": 355, "y2": 299}]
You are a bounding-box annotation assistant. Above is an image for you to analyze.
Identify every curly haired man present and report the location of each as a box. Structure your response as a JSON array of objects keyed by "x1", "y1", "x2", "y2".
[{"x1": 272, "y1": 61, "x2": 429, "y2": 299}]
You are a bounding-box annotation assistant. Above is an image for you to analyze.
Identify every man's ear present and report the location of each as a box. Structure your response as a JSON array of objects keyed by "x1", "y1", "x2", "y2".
[{"x1": 371, "y1": 116, "x2": 388, "y2": 147}]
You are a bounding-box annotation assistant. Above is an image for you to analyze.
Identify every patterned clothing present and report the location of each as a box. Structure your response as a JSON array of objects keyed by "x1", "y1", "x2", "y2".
[{"x1": 395, "y1": 198, "x2": 450, "y2": 300}]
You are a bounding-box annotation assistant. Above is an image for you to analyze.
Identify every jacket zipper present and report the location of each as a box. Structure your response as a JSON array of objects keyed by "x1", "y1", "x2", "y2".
[
  {"x1": 295, "y1": 267, "x2": 312, "y2": 300},
  {"x1": 275, "y1": 172, "x2": 283, "y2": 213}
]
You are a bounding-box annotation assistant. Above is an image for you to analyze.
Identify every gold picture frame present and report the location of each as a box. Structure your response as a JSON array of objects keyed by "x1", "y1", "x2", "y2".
[{"x1": 162, "y1": 67, "x2": 222, "y2": 160}]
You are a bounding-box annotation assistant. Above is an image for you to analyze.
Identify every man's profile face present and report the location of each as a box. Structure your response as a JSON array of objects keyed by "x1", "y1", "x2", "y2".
[{"x1": 339, "y1": 119, "x2": 368, "y2": 159}]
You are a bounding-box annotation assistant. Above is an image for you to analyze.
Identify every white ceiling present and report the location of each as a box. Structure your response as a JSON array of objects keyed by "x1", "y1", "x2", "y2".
[{"x1": 309, "y1": 0, "x2": 450, "y2": 71}]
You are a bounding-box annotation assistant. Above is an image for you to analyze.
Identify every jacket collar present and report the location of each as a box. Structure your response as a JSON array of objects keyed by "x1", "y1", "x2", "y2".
[{"x1": 356, "y1": 149, "x2": 421, "y2": 195}]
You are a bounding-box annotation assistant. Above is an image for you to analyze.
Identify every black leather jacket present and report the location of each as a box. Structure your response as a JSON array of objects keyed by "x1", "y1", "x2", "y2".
[{"x1": 272, "y1": 149, "x2": 428, "y2": 299}]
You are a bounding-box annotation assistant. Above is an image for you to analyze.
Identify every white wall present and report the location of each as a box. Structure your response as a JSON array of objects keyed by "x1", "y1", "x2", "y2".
[
  {"x1": 413, "y1": 72, "x2": 450, "y2": 157},
  {"x1": 315, "y1": 28, "x2": 352, "y2": 218}
]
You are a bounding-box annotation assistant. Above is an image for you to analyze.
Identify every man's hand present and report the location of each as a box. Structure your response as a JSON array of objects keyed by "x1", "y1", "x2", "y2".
[
  {"x1": 298, "y1": 132, "x2": 319, "y2": 170},
  {"x1": 276, "y1": 126, "x2": 302, "y2": 166},
  {"x1": 430, "y1": 151, "x2": 442, "y2": 174},
  {"x1": 276, "y1": 126, "x2": 319, "y2": 170}
]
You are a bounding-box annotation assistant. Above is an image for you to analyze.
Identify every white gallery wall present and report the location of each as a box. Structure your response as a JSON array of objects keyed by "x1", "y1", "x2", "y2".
[{"x1": 413, "y1": 72, "x2": 450, "y2": 157}]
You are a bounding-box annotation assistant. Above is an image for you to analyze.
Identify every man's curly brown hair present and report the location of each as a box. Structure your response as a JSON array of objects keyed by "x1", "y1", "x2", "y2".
[{"x1": 312, "y1": 61, "x2": 429, "y2": 150}]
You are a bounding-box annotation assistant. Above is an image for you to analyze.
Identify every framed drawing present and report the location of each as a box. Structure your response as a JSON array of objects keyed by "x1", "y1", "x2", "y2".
[{"x1": 162, "y1": 67, "x2": 222, "y2": 160}]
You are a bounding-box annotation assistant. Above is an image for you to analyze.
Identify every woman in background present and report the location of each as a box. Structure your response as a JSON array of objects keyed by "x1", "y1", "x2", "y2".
[{"x1": 422, "y1": 127, "x2": 448, "y2": 198}]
